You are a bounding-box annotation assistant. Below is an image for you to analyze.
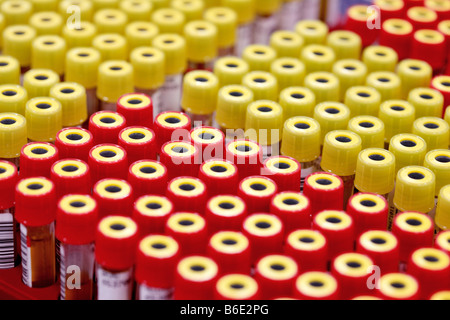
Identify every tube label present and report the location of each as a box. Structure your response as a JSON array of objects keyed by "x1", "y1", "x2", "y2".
[
  {"x1": 138, "y1": 284, "x2": 173, "y2": 300},
  {"x1": 20, "y1": 224, "x2": 32, "y2": 288},
  {"x1": 280, "y1": 1, "x2": 304, "y2": 30},
  {"x1": 235, "y1": 23, "x2": 254, "y2": 56},
  {"x1": 155, "y1": 74, "x2": 183, "y2": 114},
  {"x1": 0, "y1": 213, "x2": 14, "y2": 269},
  {"x1": 96, "y1": 266, "x2": 133, "y2": 300},
  {"x1": 254, "y1": 13, "x2": 280, "y2": 45}
]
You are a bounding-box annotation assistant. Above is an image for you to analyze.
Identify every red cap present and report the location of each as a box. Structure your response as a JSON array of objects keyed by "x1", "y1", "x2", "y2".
[
  {"x1": 262, "y1": 156, "x2": 301, "y2": 192},
  {"x1": 116, "y1": 93, "x2": 153, "y2": 129},
  {"x1": 431, "y1": 75, "x2": 450, "y2": 117},
  {"x1": 198, "y1": 159, "x2": 239, "y2": 197},
  {"x1": 154, "y1": 111, "x2": 191, "y2": 150},
  {"x1": 160, "y1": 141, "x2": 200, "y2": 180},
  {"x1": 238, "y1": 176, "x2": 278, "y2": 214},
  {"x1": 345, "y1": 4, "x2": 380, "y2": 46},
  {"x1": 88, "y1": 111, "x2": 127, "y2": 145},
  {"x1": 214, "y1": 274, "x2": 260, "y2": 300},
  {"x1": 132, "y1": 195, "x2": 174, "y2": 238},
  {"x1": 127, "y1": 160, "x2": 168, "y2": 198},
  {"x1": 88, "y1": 144, "x2": 128, "y2": 183},
  {"x1": 435, "y1": 230, "x2": 450, "y2": 256},
  {"x1": 303, "y1": 172, "x2": 344, "y2": 216},
  {"x1": 118, "y1": 126, "x2": 157, "y2": 165},
  {"x1": 426, "y1": 1, "x2": 450, "y2": 20},
  {"x1": 95, "y1": 216, "x2": 139, "y2": 271},
  {"x1": 270, "y1": 192, "x2": 311, "y2": 234},
  {"x1": 406, "y1": 6, "x2": 438, "y2": 30},
  {"x1": 166, "y1": 176, "x2": 207, "y2": 214},
  {"x1": 19, "y1": 142, "x2": 59, "y2": 179},
  {"x1": 55, "y1": 127, "x2": 94, "y2": 163},
  {"x1": 225, "y1": 139, "x2": 263, "y2": 180},
  {"x1": 294, "y1": 271, "x2": 339, "y2": 300},
  {"x1": 0, "y1": 161, "x2": 18, "y2": 210},
  {"x1": 410, "y1": 29, "x2": 446, "y2": 70},
  {"x1": 15, "y1": 177, "x2": 56, "y2": 227},
  {"x1": 377, "y1": 272, "x2": 420, "y2": 300},
  {"x1": 205, "y1": 195, "x2": 247, "y2": 235},
  {"x1": 56, "y1": 194, "x2": 98, "y2": 245},
  {"x1": 404, "y1": 0, "x2": 425, "y2": 9},
  {"x1": 50, "y1": 159, "x2": 91, "y2": 199},
  {"x1": 379, "y1": 19, "x2": 414, "y2": 60},
  {"x1": 93, "y1": 178, "x2": 134, "y2": 219},
  {"x1": 189, "y1": 127, "x2": 225, "y2": 162},
  {"x1": 135, "y1": 235, "x2": 180, "y2": 288},
  {"x1": 377, "y1": 0, "x2": 406, "y2": 22}
]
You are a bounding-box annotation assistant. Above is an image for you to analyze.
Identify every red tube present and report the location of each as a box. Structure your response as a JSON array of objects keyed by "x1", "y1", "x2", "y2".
[
  {"x1": 205, "y1": 195, "x2": 247, "y2": 235},
  {"x1": 312, "y1": 210, "x2": 355, "y2": 262},
  {"x1": 294, "y1": 271, "x2": 339, "y2": 300},
  {"x1": 190, "y1": 126, "x2": 225, "y2": 161},
  {"x1": 132, "y1": 195, "x2": 174, "y2": 239},
  {"x1": 160, "y1": 141, "x2": 199, "y2": 180},
  {"x1": 116, "y1": 93, "x2": 153, "y2": 129},
  {"x1": 303, "y1": 172, "x2": 344, "y2": 216},
  {"x1": 378, "y1": 272, "x2": 420, "y2": 300},
  {"x1": 242, "y1": 213, "x2": 284, "y2": 266},
  {"x1": 0, "y1": 161, "x2": 18, "y2": 210},
  {"x1": 391, "y1": 211, "x2": 434, "y2": 262},
  {"x1": 93, "y1": 179, "x2": 134, "y2": 219},
  {"x1": 88, "y1": 111, "x2": 127, "y2": 146},
  {"x1": 165, "y1": 212, "x2": 208, "y2": 257},
  {"x1": 406, "y1": 6, "x2": 438, "y2": 30},
  {"x1": 153, "y1": 111, "x2": 191, "y2": 151},
  {"x1": 166, "y1": 176, "x2": 207, "y2": 214},
  {"x1": 19, "y1": 142, "x2": 59, "y2": 179},
  {"x1": 50, "y1": 159, "x2": 91, "y2": 199},
  {"x1": 225, "y1": 140, "x2": 263, "y2": 180},
  {"x1": 118, "y1": 126, "x2": 156, "y2": 165},
  {"x1": 435, "y1": 230, "x2": 450, "y2": 256},
  {"x1": 198, "y1": 159, "x2": 239, "y2": 197},
  {"x1": 261, "y1": 156, "x2": 301, "y2": 192},
  {"x1": 270, "y1": 192, "x2": 311, "y2": 234},
  {"x1": 345, "y1": 5, "x2": 380, "y2": 47},
  {"x1": 55, "y1": 128, "x2": 94, "y2": 163},
  {"x1": 127, "y1": 160, "x2": 168, "y2": 199},
  {"x1": 410, "y1": 29, "x2": 446, "y2": 71},
  {"x1": 379, "y1": 19, "x2": 414, "y2": 60},
  {"x1": 237, "y1": 176, "x2": 278, "y2": 214},
  {"x1": 214, "y1": 274, "x2": 260, "y2": 300},
  {"x1": 88, "y1": 144, "x2": 128, "y2": 183},
  {"x1": 284, "y1": 229, "x2": 328, "y2": 272},
  {"x1": 207, "y1": 231, "x2": 251, "y2": 275},
  {"x1": 404, "y1": 0, "x2": 425, "y2": 9}
]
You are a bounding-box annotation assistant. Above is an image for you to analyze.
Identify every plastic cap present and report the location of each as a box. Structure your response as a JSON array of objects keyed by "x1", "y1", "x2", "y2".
[
  {"x1": 93, "y1": 9, "x2": 128, "y2": 34},
  {"x1": 221, "y1": 0, "x2": 255, "y2": 24},
  {"x1": 65, "y1": 47, "x2": 101, "y2": 89},
  {"x1": 97, "y1": 60, "x2": 134, "y2": 103},
  {"x1": 241, "y1": 71, "x2": 278, "y2": 101},
  {"x1": 344, "y1": 86, "x2": 381, "y2": 117},
  {"x1": 0, "y1": 55, "x2": 20, "y2": 85},
  {"x1": 378, "y1": 100, "x2": 415, "y2": 142},
  {"x1": 303, "y1": 72, "x2": 340, "y2": 103},
  {"x1": 184, "y1": 20, "x2": 217, "y2": 63},
  {"x1": 130, "y1": 47, "x2": 165, "y2": 90},
  {"x1": 245, "y1": 100, "x2": 283, "y2": 146},
  {"x1": 119, "y1": 0, "x2": 153, "y2": 22},
  {"x1": 1, "y1": 0, "x2": 33, "y2": 25},
  {"x1": 0, "y1": 113, "x2": 27, "y2": 158},
  {"x1": 31, "y1": 35, "x2": 67, "y2": 76},
  {"x1": 204, "y1": 7, "x2": 237, "y2": 49},
  {"x1": 270, "y1": 57, "x2": 305, "y2": 93},
  {"x1": 242, "y1": 44, "x2": 277, "y2": 72},
  {"x1": 332, "y1": 59, "x2": 367, "y2": 100},
  {"x1": 397, "y1": 59, "x2": 432, "y2": 99},
  {"x1": 313, "y1": 102, "x2": 350, "y2": 143},
  {"x1": 389, "y1": 133, "x2": 428, "y2": 175},
  {"x1": 412, "y1": 117, "x2": 449, "y2": 151},
  {"x1": 366, "y1": 71, "x2": 402, "y2": 101},
  {"x1": 23, "y1": 68, "x2": 60, "y2": 98},
  {"x1": 326, "y1": 30, "x2": 362, "y2": 60},
  {"x1": 213, "y1": 56, "x2": 249, "y2": 86},
  {"x1": 49, "y1": 82, "x2": 87, "y2": 127},
  {"x1": 29, "y1": 11, "x2": 63, "y2": 36},
  {"x1": 424, "y1": 149, "x2": 450, "y2": 196},
  {"x1": 347, "y1": 115, "x2": 385, "y2": 149},
  {"x1": 0, "y1": 84, "x2": 28, "y2": 115},
  {"x1": 25, "y1": 97, "x2": 62, "y2": 142},
  {"x1": 92, "y1": 33, "x2": 128, "y2": 62},
  {"x1": 151, "y1": 8, "x2": 186, "y2": 34},
  {"x1": 172, "y1": 0, "x2": 204, "y2": 21},
  {"x1": 301, "y1": 44, "x2": 336, "y2": 73},
  {"x1": 270, "y1": 31, "x2": 304, "y2": 58},
  {"x1": 152, "y1": 34, "x2": 186, "y2": 75},
  {"x1": 59, "y1": 0, "x2": 93, "y2": 22},
  {"x1": 62, "y1": 21, "x2": 97, "y2": 49},
  {"x1": 2, "y1": 25, "x2": 36, "y2": 67},
  {"x1": 295, "y1": 20, "x2": 329, "y2": 45},
  {"x1": 436, "y1": 185, "x2": 450, "y2": 230},
  {"x1": 216, "y1": 84, "x2": 253, "y2": 130},
  {"x1": 255, "y1": 0, "x2": 280, "y2": 15},
  {"x1": 181, "y1": 70, "x2": 219, "y2": 115},
  {"x1": 279, "y1": 87, "x2": 316, "y2": 120},
  {"x1": 408, "y1": 87, "x2": 444, "y2": 119},
  {"x1": 125, "y1": 22, "x2": 159, "y2": 51},
  {"x1": 362, "y1": 45, "x2": 398, "y2": 73}
]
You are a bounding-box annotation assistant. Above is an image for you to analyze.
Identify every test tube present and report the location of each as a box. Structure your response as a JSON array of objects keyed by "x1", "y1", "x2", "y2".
[
  {"x1": 301, "y1": 44, "x2": 335, "y2": 74},
  {"x1": 19, "y1": 142, "x2": 59, "y2": 179},
  {"x1": 253, "y1": 0, "x2": 281, "y2": 45},
  {"x1": 270, "y1": 192, "x2": 311, "y2": 233},
  {"x1": 366, "y1": 72, "x2": 402, "y2": 102},
  {"x1": 204, "y1": 7, "x2": 237, "y2": 57},
  {"x1": 344, "y1": 86, "x2": 381, "y2": 117},
  {"x1": 270, "y1": 57, "x2": 305, "y2": 93},
  {"x1": 214, "y1": 57, "x2": 249, "y2": 87},
  {"x1": 332, "y1": 59, "x2": 367, "y2": 101},
  {"x1": 434, "y1": 184, "x2": 450, "y2": 232},
  {"x1": 279, "y1": 87, "x2": 316, "y2": 120},
  {"x1": 92, "y1": 33, "x2": 128, "y2": 62},
  {"x1": 190, "y1": 126, "x2": 225, "y2": 161},
  {"x1": 326, "y1": 30, "x2": 362, "y2": 60},
  {"x1": 50, "y1": 159, "x2": 91, "y2": 199},
  {"x1": 345, "y1": 4, "x2": 380, "y2": 46},
  {"x1": 262, "y1": 156, "x2": 301, "y2": 192},
  {"x1": 347, "y1": 116, "x2": 385, "y2": 149},
  {"x1": 125, "y1": 22, "x2": 159, "y2": 52},
  {"x1": 295, "y1": 20, "x2": 328, "y2": 45},
  {"x1": 389, "y1": 134, "x2": 427, "y2": 176},
  {"x1": 1, "y1": 1, "x2": 33, "y2": 26},
  {"x1": 0, "y1": 55, "x2": 20, "y2": 85},
  {"x1": 127, "y1": 160, "x2": 168, "y2": 198},
  {"x1": 88, "y1": 144, "x2": 128, "y2": 183},
  {"x1": 31, "y1": 35, "x2": 67, "y2": 78},
  {"x1": 424, "y1": 150, "x2": 450, "y2": 217},
  {"x1": 118, "y1": 127, "x2": 157, "y2": 165},
  {"x1": 215, "y1": 274, "x2": 259, "y2": 300},
  {"x1": 88, "y1": 111, "x2": 127, "y2": 145},
  {"x1": 29, "y1": 0, "x2": 58, "y2": 12},
  {"x1": 407, "y1": 88, "x2": 444, "y2": 119},
  {"x1": 242, "y1": 44, "x2": 277, "y2": 72},
  {"x1": 238, "y1": 175, "x2": 278, "y2": 214},
  {"x1": 363, "y1": 46, "x2": 398, "y2": 73},
  {"x1": 184, "y1": 20, "x2": 218, "y2": 72},
  {"x1": 25, "y1": 97, "x2": 62, "y2": 143},
  {"x1": 29, "y1": 12, "x2": 63, "y2": 36},
  {"x1": 132, "y1": 195, "x2": 173, "y2": 236},
  {"x1": 303, "y1": 172, "x2": 344, "y2": 215},
  {"x1": 171, "y1": 0, "x2": 204, "y2": 22},
  {"x1": 377, "y1": 273, "x2": 420, "y2": 300},
  {"x1": 119, "y1": 0, "x2": 152, "y2": 22},
  {"x1": 397, "y1": 59, "x2": 432, "y2": 99},
  {"x1": 93, "y1": 179, "x2": 134, "y2": 219},
  {"x1": 0, "y1": 113, "x2": 27, "y2": 167},
  {"x1": 58, "y1": 0, "x2": 93, "y2": 22},
  {"x1": 379, "y1": 19, "x2": 414, "y2": 61},
  {"x1": 406, "y1": 6, "x2": 438, "y2": 30},
  {"x1": 430, "y1": 75, "x2": 450, "y2": 116},
  {"x1": 242, "y1": 71, "x2": 278, "y2": 101},
  {"x1": 93, "y1": 9, "x2": 128, "y2": 35},
  {"x1": 166, "y1": 176, "x2": 207, "y2": 214},
  {"x1": 412, "y1": 117, "x2": 449, "y2": 151},
  {"x1": 435, "y1": 230, "x2": 450, "y2": 256},
  {"x1": 379, "y1": 100, "x2": 416, "y2": 148},
  {"x1": 374, "y1": 0, "x2": 405, "y2": 22},
  {"x1": 205, "y1": 195, "x2": 246, "y2": 234},
  {"x1": 0, "y1": 85, "x2": 27, "y2": 115},
  {"x1": 23, "y1": 69, "x2": 60, "y2": 99},
  {"x1": 153, "y1": 112, "x2": 191, "y2": 150},
  {"x1": 270, "y1": 31, "x2": 304, "y2": 59},
  {"x1": 62, "y1": 22, "x2": 97, "y2": 49},
  {"x1": 304, "y1": 72, "x2": 340, "y2": 103},
  {"x1": 2, "y1": 25, "x2": 36, "y2": 73},
  {"x1": 313, "y1": 102, "x2": 350, "y2": 146},
  {"x1": 116, "y1": 93, "x2": 153, "y2": 129},
  {"x1": 50, "y1": 82, "x2": 88, "y2": 128},
  {"x1": 225, "y1": 139, "x2": 263, "y2": 179},
  {"x1": 160, "y1": 141, "x2": 199, "y2": 179},
  {"x1": 294, "y1": 272, "x2": 339, "y2": 300},
  {"x1": 151, "y1": 8, "x2": 185, "y2": 34},
  {"x1": 426, "y1": 0, "x2": 450, "y2": 20},
  {"x1": 411, "y1": 29, "x2": 446, "y2": 72}
]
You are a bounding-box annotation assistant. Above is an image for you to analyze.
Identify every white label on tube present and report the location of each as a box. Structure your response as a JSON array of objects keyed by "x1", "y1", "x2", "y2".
[
  {"x1": 0, "y1": 213, "x2": 14, "y2": 269},
  {"x1": 20, "y1": 224, "x2": 32, "y2": 288},
  {"x1": 280, "y1": 1, "x2": 304, "y2": 31},
  {"x1": 235, "y1": 23, "x2": 254, "y2": 56},
  {"x1": 155, "y1": 74, "x2": 183, "y2": 114},
  {"x1": 96, "y1": 266, "x2": 133, "y2": 300},
  {"x1": 139, "y1": 284, "x2": 173, "y2": 300},
  {"x1": 303, "y1": 0, "x2": 321, "y2": 19},
  {"x1": 254, "y1": 13, "x2": 280, "y2": 45}
]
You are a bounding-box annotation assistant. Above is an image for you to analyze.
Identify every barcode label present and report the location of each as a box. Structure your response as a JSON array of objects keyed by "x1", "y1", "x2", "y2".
[
  {"x1": 155, "y1": 74, "x2": 182, "y2": 114},
  {"x1": 59, "y1": 244, "x2": 66, "y2": 300},
  {"x1": 96, "y1": 266, "x2": 133, "y2": 300},
  {"x1": 138, "y1": 284, "x2": 173, "y2": 300},
  {"x1": 20, "y1": 224, "x2": 32, "y2": 288},
  {"x1": 0, "y1": 213, "x2": 15, "y2": 269}
]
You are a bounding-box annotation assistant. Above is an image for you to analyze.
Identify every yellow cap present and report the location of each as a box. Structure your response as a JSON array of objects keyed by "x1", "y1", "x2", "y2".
[
  {"x1": 313, "y1": 102, "x2": 350, "y2": 143},
  {"x1": 326, "y1": 30, "x2": 362, "y2": 60},
  {"x1": 242, "y1": 71, "x2": 278, "y2": 101},
  {"x1": 254, "y1": 0, "x2": 280, "y2": 15},
  {"x1": 0, "y1": 112, "x2": 27, "y2": 158},
  {"x1": 362, "y1": 46, "x2": 398, "y2": 73},
  {"x1": 445, "y1": 108, "x2": 450, "y2": 135},
  {"x1": 1, "y1": 0, "x2": 32, "y2": 26},
  {"x1": 281, "y1": 116, "x2": 321, "y2": 163},
  {"x1": 344, "y1": 86, "x2": 381, "y2": 117},
  {"x1": 204, "y1": 7, "x2": 237, "y2": 49},
  {"x1": 92, "y1": 33, "x2": 128, "y2": 62},
  {"x1": 301, "y1": 44, "x2": 335, "y2": 74},
  {"x1": 430, "y1": 290, "x2": 450, "y2": 300},
  {"x1": 393, "y1": 165, "x2": 435, "y2": 213},
  {"x1": 149, "y1": 0, "x2": 170, "y2": 10},
  {"x1": 25, "y1": 97, "x2": 62, "y2": 142},
  {"x1": 213, "y1": 56, "x2": 249, "y2": 86},
  {"x1": 321, "y1": 130, "x2": 362, "y2": 176},
  {"x1": 242, "y1": 44, "x2": 277, "y2": 72},
  {"x1": 151, "y1": 8, "x2": 186, "y2": 34},
  {"x1": 152, "y1": 33, "x2": 186, "y2": 75},
  {"x1": 130, "y1": 47, "x2": 165, "y2": 90},
  {"x1": 93, "y1": 9, "x2": 128, "y2": 34},
  {"x1": 222, "y1": 0, "x2": 255, "y2": 24},
  {"x1": 295, "y1": 20, "x2": 328, "y2": 45},
  {"x1": 29, "y1": 12, "x2": 63, "y2": 36},
  {"x1": 408, "y1": 88, "x2": 444, "y2": 119},
  {"x1": 119, "y1": 0, "x2": 153, "y2": 22},
  {"x1": 389, "y1": 133, "x2": 428, "y2": 175},
  {"x1": 424, "y1": 149, "x2": 450, "y2": 197},
  {"x1": 0, "y1": 13, "x2": 4, "y2": 50},
  {"x1": 97, "y1": 60, "x2": 134, "y2": 104},
  {"x1": 125, "y1": 22, "x2": 159, "y2": 52},
  {"x1": 379, "y1": 273, "x2": 419, "y2": 300},
  {"x1": 397, "y1": 59, "x2": 432, "y2": 99},
  {"x1": 303, "y1": 72, "x2": 340, "y2": 103},
  {"x1": 2, "y1": 25, "x2": 36, "y2": 68},
  {"x1": 216, "y1": 84, "x2": 253, "y2": 130},
  {"x1": 181, "y1": 70, "x2": 219, "y2": 115},
  {"x1": 348, "y1": 115, "x2": 385, "y2": 149},
  {"x1": 412, "y1": 117, "x2": 449, "y2": 151},
  {"x1": 355, "y1": 148, "x2": 396, "y2": 194},
  {"x1": 65, "y1": 47, "x2": 101, "y2": 89},
  {"x1": 62, "y1": 21, "x2": 97, "y2": 49},
  {"x1": 366, "y1": 71, "x2": 401, "y2": 101},
  {"x1": 270, "y1": 58, "x2": 305, "y2": 93},
  {"x1": 436, "y1": 184, "x2": 450, "y2": 230},
  {"x1": 92, "y1": 0, "x2": 120, "y2": 10},
  {"x1": 172, "y1": 0, "x2": 204, "y2": 21},
  {"x1": 59, "y1": 0, "x2": 93, "y2": 22},
  {"x1": 0, "y1": 55, "x2": 20, "y2": 85},
  {"x1": 270, "y1": 31, "x2": 303, "y2": 58},
  {"x1": 184, "y1": 20, "x2": 218, "y2": 63},
  {"x1": 23, "y1": 68, "x2": 60, "y2": 98},
  {"x1": 245, "y1": 100, "x2": 283, "y2": 146},
  {"x1": 0, "y1": 84, "x2": 28, "y2": 115},
  {"x1": 378, "y1": 100, "x2": 415, "y2": 143},
  {"x1": 29, "y1": 0, "x2": 58, "y2": 12},
  {"x1": 31, "y1": 35, "x2": 67, "y2": 76},
  {"x1": 49, "y1": 82, "x2": 87, "y2": 127},
  {"x1": 279, "y1": 86, "x2": 316, "y2": 120},
  {"x1": 438, "y1": 19, "x2": 450, "y2": 38},
  {"x1": 332, "y1": 59, "x2": 367, "y2": 101}
]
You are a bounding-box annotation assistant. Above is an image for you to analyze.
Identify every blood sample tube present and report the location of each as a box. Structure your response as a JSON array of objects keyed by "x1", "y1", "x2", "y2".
[
  {"x1": 262, "y1": 156, "x2": 300, "y2": 192},
  {"x1": 62, "y1": 22, "x2": 97, "y2": 50},
  {"x1": 378, "y1": 273, "x2": 420, "y2": 300},
  {"x1": 0, "y1": 55, "x2": 20, "y2": 86},
  {"x1": 88, "y1": 144, "x2": 128, "y2": 183},
  {"x1": 165, "y1": 212, "x2": 208, "y2": 257},
  {"x1": 20, "y1": 142, "x2": 59, "y2": 179},
  {"x1": 55, "y1": 128, "x2": 94, "y2": 163},
  {"x1": 0, "y1": 84, "x2": 26, "y2": 115},
  {"x1": 356, "y1": 230, "x2": 400, "y2": 274},
  {"x1": 303, "y1": 172, "x2": 344, "y2": 215},
  {"x1": 50, "y1": 159, "x2": 91, "y2": 199},
  {"x1": 238, "y1": 176, "x2": 278, "y2": 214},
  {"x1": 92, "y1": 33, "x2": 128, "y2": 62},
  {"x1": 2, "y1": 25, "x2": 36, "y2": 72},
  {"x1": 93, "y1": 9, "x2": 128, "y2": 34},
  {"x1": 151, "y1": 8, "x2": 185, "y2": 34},
  {"x1": 118, "y1": 127, "x2": 157, "y2": 165},
  {"x1": 426, "y1": 0, "x2": 450, "y2": 20},
  {"x1": 397, "y1": 59, "x2": 432, "y2": 100},
  {"x1": 408, "y1": 88, "x2": 443, "y2": 119},
  {"x1": 345, "y1": 4, "x2": 380, "y2": 47},
  {"x1": 174, "y1": 256, "x2": 219, "y2": 300},
  {"x1": 388, "y1": 134, "x2": 427, "y2": 176},
  {"x1": 284, "y1": 229, "x2": 327, "y2": 272},
  {"x1": 49, "y1": 82, "x2": 88, "y2": 129},
  {"x1": 241, "y1": 71, "x2": 278, "y2": 102},
  {"x1": 214, "y1": 57, "x2": 250, "y2": 87},
  {"x1": 412, "y1": 118, "x2": 449, "y2": 151},
  {"x1": 363, "y1": 46, "x2": 398, "y2": 73},
  {"x1": 171, "y1": 0, "x2": 203, "y2": 21},
  {"x1": 242, "y1": 213, "x2": 284, "y2": 266},
  {"x1": 0, "y1": 113, "x2": 27, "y2": 167},
  {"x1": 128, "y1": 160, "x2": 168, "y2": 198},
  {"x1": 435, "y1": 230, "x2": 450, "y2": 255},
  {"x1": 301, "y1": 44, "x2": 335, "y2": 74},
  {"x1": 160, "y1": 141, "x2": 199, "y2": 180},
  {"x1": 215, "y1": 274, "x2": 259, "y2": 300},
  {"x1": 347, "y1": 116, "x2": 385, "y2": 149},
  {"x1": 254, "y1": 254, "x2": 299, "y2": 300},
  {"x1": 379, "y1": 100, "x2": 415, "y2": 148},
  {"x1": 190, "y1": 127, "x2": 225, "y2": 161},
  {"x1": 313, "y1": 102, "x2": 351, "y2": 146},
  {"x1": 430, "y1": 291, "x2": 450, "y2": 300},
  {"x1": 1, "y1": 0, "x2": 32, "y2": 25},
  {"x1": 379, "y1": 19, "x2": 414, "y2": 61},
  {"x1": 406, "y1": 6, "x2": 438, "y2": 30},
  {"x1": 25, "y1": 97, "x2": 62, "y2": 143},
  {"x1": 125, "y1": 22, "x2": 159, "y2": 52},
  {"x1": 166, "y1": 176, "x2": 207, "y2": 214},
  {"x1": 15, "y1": 177, "x2": 57, "y2": 288},
  {"x1": 303, "y1": 72, "x2": 340, "y2": 103},
  {"x1": 270, "y1": 31, "x2": 304, "y2": 59},
  {"x1": 204, "y1": 7, "x2": 237, "y2": 57},
  {"x1": 326, "y1": 30, "x2": 361, "y2": 61},
  {"x1": 120, "y1": 0, "x2": 152, "y2": 22},
  {"x1": 31, "y1": 35, "x2": 66, "y2": 78},
  {"x1": 208, "y1": 231, "x2": 251, "y2": 275},
  {"x1": 23, "y1": 69, "x2": 60, "y2": 99},
  {"x1": 93, "y1": 179, "x2": 134, "y2": 219},
  {"x1": 279, "y1": 87, "x2": 316, "y2": 120},
  {"x1": 270, "y1": 192, "x2": 311, "y2": 233},
  {"x1": 116, "y1": 93, "x2": 153, "y2": 129},
  {"x1": 270, "y1": 58, "x2": 305, "y2": 93},
  {"x1": 136, "y1": 235, "x2": 180, "y2": 300},
  {"x1": 374, "y1": 0, "x2": 406, "y2": 22},
  {"x1": 242, "y1": 45, "x2": 277, "y2": 72},
  {"x1": 222, "y1": 0, "x2": 255, "y2": 56},
  {"x1": 95, "y1": 216, "x2": 139, "y2": 300},
  {"x1": 132, "y1": 195, "x2": 173, "y2": 238},
  {"x1": 88, "y1": 111, "x2": 126, "y2": 145},
  {"x1": 205, "y1": 195, "x2": 246, "y2": 234},
  {"x1": 153, "y1": 112, "x2": 191, "y2": 150},
  {"x1": 199, "y1": 160, "x2": 239, "y2": 197},
  {"x1": 366, "y1": 72, "x2": 402, "y2": 102},
  {"x1": 332, "y1": 60, "x2": 367, "y2": 101},
  {"x1": 295, "y1": 20, "x2": 328, "y2": 45},
  {"x1": 347, "y1": 193, "x2": 389, "y2": 236},
  {"x1": 431, "y1": 75, "x2": 450, "y2": 116},
  {"x1": 184, "y1": 20, "x2": 217, "y2": 72},
  {"x1": 411, "y1": 29, "x2": 446, "y2": 71},
  {"x1": 435, "y1": 185, "x2": 450, "y2": 231},
  {"x1": 56, "y1": 194, "x2": 97, "y2": 300},
  {"x1": 225, "y1": 139, "x2": 263, "y2": 180},
  {"x1": 294, "y1": 272, "x2": 339, "y2": 300},
  {"x1": 344, "y1": 86, "x2": 381, "y2": 117}
]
